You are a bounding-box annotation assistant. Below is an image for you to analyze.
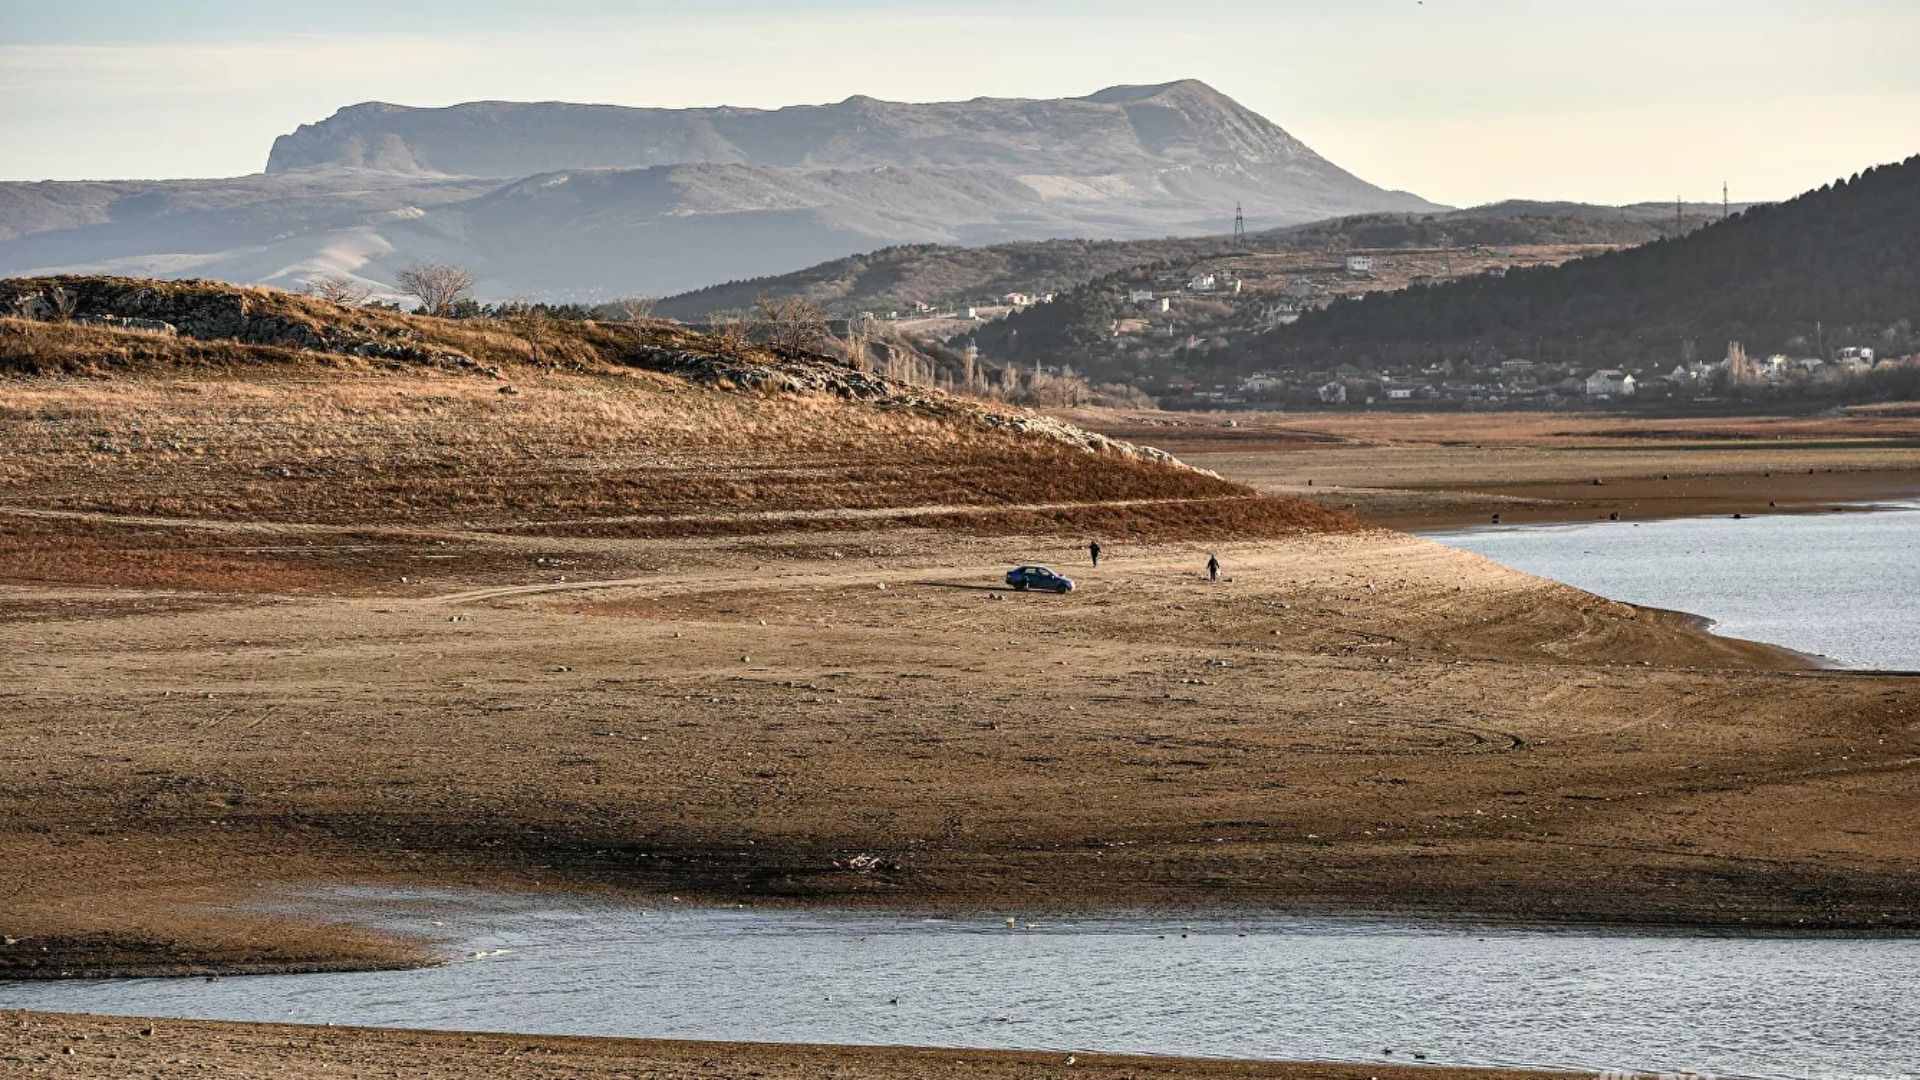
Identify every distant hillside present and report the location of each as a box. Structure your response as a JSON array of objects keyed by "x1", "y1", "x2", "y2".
[
  {"x1": 1240, "y1": 156, "x2": 1920, "y2": 372},
  {"x1": 659, "y1": 200, "x2": 1729, "y2": 320},
  {"x1": 657, "y1": 238, "x2": 1232, "y2": 320}
]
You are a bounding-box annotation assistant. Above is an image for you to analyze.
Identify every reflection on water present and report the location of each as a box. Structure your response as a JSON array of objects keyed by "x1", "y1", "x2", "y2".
[
  {"x1": 2, "y1": 890, "x2": 1916, "y2": 1080},
  {"x1": 1431, "y1": 503, "x2": 1920, "y2": 670}
]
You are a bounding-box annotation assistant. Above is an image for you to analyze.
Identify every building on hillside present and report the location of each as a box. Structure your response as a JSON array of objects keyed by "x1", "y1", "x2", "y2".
[
  {"x1": 1001, "y1": 292, "x2": 1032, "y2": 307},
  {"x1": 1344, "y1": 255, "x2": 1375, "y2": 274},
  {"x1": 1584, "y1": 369, "x2": 1636, "y2": 398},
  {"x1": 1258, "y1": 300, "x2": 1301, "y2": 327},
  {"x1": 1128, "y1": 289, "x2": 1156, "y2": 304},
  {"x1": 1318, "y1": 380, "x2": 1348, "y2": 405},
  {"x1": 1188, "y1": 273, "x2": 1217, "y2": 293}
]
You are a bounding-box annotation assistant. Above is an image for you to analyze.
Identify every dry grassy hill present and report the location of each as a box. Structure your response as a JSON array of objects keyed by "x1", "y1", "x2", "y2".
[{"x1": 0, "y1": 276, "x2": 1344, "y2": 595}]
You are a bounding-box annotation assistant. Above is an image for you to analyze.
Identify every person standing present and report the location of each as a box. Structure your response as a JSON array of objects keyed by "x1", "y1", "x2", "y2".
[
  {"x1": 1206, "y1": 553, "x2": 1220, "y2": 582},
  {"x1": 1089, "y1": 540, "x2": 1102, "y2": 568}
]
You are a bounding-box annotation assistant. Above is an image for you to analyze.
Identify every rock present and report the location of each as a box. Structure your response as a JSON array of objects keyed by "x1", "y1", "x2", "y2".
[{"x1": 498, "y1": 384, "x2": 520, "y2": 395}]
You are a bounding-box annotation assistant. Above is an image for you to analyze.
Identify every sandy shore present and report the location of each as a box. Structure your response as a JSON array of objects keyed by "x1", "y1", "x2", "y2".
[{"x1": 0, "y1": 1011, "x2": 1568, "y2": 1080}]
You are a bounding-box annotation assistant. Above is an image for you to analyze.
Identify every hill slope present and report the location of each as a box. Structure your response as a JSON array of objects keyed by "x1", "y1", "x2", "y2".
[
  {"x1": 1241, "y1": 156, "x2": 1920, "y2": 372},
  {"x1": 0, "y1": 82, "x2": 1439, "y2": 300},
  {"x1": 0, "y1": 275, "x2": 1346, "y2": 539},
  {"x1": 658, "y1": 200, "x2": 1733, "y2": 320}
]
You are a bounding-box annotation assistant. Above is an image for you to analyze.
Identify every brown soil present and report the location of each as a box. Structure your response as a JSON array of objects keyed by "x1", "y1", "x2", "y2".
[
  {"x1": 4, "y1": 357, "x2": 1920, "y2": 1073},
  {"x1": 0, "y1": 1011, "x2": 1559, "y2": 1080},
  {"x1": 1068, "y1": 407, "x2": 1920, "y2": 528},
  {"x1": 4, "y1": 525, "x2": 1917, "y2": 982}
]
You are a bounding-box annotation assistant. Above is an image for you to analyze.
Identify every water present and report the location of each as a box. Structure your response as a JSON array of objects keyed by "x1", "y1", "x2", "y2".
[
  {"x1": 3, "y1": 891, "x2": 1916, "y2": 1079},
  {"x1": 1429, "y1": 503, "x2": 1920, "y2": 670}
]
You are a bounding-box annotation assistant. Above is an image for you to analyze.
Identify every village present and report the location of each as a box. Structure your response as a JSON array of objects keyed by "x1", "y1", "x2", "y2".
[
  {"x1": 871, "y1": 244, "x2": 1917, "y2": 412},
  {"x1": 1181, "y1": 342, "x2": 1907, "y2": 410}
]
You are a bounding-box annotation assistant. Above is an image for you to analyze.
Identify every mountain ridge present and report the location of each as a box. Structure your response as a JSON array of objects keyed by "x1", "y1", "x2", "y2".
[
  {"x1": 265, "y1": 80, "x2": 1342, "y2": 178},
  {"x1": 3, "y1": 80, "x2": 1441, "y2": 299}
]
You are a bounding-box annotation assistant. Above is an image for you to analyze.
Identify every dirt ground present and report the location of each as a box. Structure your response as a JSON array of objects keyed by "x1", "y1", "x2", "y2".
[
  {"x1": 1070, "y1": 407, "x2": 1920, "y2": 528},
  {"x1": 0, "y1": 1011, "x2": 1561, "y2": 1080},
  {"x1": 4, "y1": 521, "x2": 1917, "y2": 980},
  {"x1": 4, "y1": 376, "x2": 1920, "y2": 1075}
]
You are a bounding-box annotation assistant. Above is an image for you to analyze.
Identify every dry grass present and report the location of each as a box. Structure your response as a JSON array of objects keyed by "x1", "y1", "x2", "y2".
[
  {"x1": 0, "y1": 278, "x2": 1342, "y2": 553},
  {"x1": 0, "y1": 372, "x2": 1250, "y2": 532}
]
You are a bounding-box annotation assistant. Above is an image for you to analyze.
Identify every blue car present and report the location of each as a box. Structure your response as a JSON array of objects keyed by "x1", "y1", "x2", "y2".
[{"x1": 1005, "y1": 565, "x2": 1075, "y2": 593}]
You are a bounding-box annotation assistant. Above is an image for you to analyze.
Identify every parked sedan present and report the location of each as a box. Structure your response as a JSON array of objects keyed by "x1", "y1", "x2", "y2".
[{"x1": 1005, "y1": 565, "x2": 1075, "y2": 593}]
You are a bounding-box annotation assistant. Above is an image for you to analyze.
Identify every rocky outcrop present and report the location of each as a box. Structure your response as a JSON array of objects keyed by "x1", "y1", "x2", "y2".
[{"x1": 0, "y1": 276, "x2": 480, "y2": 371}]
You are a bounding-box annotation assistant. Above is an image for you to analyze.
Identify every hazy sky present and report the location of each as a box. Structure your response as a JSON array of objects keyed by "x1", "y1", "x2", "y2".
[{"x1": 5, "y1": 0, "x2": 1917, "y2": 206}]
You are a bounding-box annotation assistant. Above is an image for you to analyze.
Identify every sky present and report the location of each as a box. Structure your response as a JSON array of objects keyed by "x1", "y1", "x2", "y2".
[{"x1": 4, "y1": 0, "x2": 1918, "y2": 207}]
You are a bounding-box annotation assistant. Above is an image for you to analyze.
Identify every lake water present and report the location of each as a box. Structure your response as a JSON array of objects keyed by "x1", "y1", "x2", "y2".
[
  {"x1": 3, "y1": 891, "x2": 1916, "y2": 1080},
  {"x1": 1429, "y1": 503, "x2": 1920, "y2": 670}
]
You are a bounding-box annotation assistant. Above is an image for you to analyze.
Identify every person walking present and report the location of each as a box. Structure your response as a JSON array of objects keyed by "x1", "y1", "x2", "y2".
[
  {"x1": 1206, "y1": 553, "x2": 1220, "y2": 582},
  {"x1": 1089, "y1": 540, "x2": 1102, "y2": 568}
]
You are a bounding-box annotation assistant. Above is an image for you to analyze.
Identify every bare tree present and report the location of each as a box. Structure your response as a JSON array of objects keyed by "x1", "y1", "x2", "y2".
[
  {"x1": 842, "y1": 313, "x2": 872, "y2": 372},
  {"x1": 395, "y1": 263, "x2": 476, "y2": 317},
  {"x1": 605, "y1": 295, "x2": 659, "y2": 323},
  {"x1": 753, "y1": 296, "x2": 829, "y2": 354},
  {"x1": 708, "y1": 313, "x2": 755, "y2": 357},
  {"x1": 497, "y1": 299, "x2": 554, "y2": 366},
  {"x1": 40, "y1": 286, "x2": 77, "y2": 322},
  {"x1": 305, "y1": 275, "x2": 372, "y2": 307}
]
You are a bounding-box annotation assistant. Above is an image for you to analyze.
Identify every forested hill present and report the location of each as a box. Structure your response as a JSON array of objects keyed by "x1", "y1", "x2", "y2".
[{"x1": 1239, "y1": 156, "x2": 1920, "y2": 372}]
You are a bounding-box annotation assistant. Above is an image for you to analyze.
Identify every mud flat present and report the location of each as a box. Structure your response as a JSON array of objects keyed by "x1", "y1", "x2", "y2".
[
  {"x1": 0, "y1": 1011, "x2": 1562, "y2": 1080},
  {"x1": 1072, "y1": 407, "x2": 1920, "y2": 528}
]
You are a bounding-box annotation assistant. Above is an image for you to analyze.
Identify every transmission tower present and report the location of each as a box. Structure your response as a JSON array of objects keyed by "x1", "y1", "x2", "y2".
[
  {"x1": 1233, "y1": 202, "x2": 1247, "y2": 250},
  {"x1": 1723, "y1": 181, "x2": 1729, "y2": 220}
]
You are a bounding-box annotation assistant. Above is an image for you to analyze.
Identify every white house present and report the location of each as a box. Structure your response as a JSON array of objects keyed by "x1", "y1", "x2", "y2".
[
  {"x1": 1584, "y1": 370, "x2": 1636, "y2": 397},
  {"x1": 1188, "y1": 273, "x2": 1217, "y2": 293},
  {"x1": 1345, "y1": 255, "x2": 1374, "y2": 274},
  {"x1": 1318, "y1": 381, "x2": 1348, "y2": 405},
  {"x1": 1127, "y1": 289, "x2": 1156, "y2": 304}
]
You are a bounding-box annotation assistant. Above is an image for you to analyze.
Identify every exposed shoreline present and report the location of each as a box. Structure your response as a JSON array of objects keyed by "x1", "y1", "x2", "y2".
[
  {"x1": 6, "y1": 390, "x2": 1920, "y2": 1077},
  {"x1": 0, "y1": 1011, "x2": 1578, "y2": 1080}
]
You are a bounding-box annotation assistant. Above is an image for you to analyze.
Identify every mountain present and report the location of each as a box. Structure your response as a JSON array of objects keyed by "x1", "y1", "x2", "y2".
[
  {"x1": 0, "y1": 81, "x2": 1441, "y2": 299},
  {"x1": 1239, "y1": 156, "x2": 1920, "y2": 372},
  {"x1": 270, "y1": 80, "x2": 1371, "y2": 178},
  {"x1": 656, "y1": 200, "x2": 1737, "y2": 320}
]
